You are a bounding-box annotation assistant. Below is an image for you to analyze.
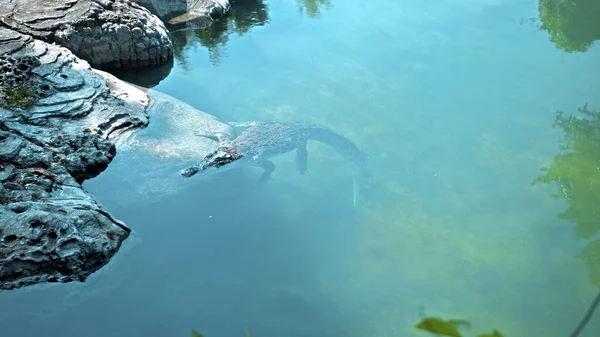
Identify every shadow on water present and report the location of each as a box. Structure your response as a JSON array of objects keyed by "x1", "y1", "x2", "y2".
[{"x1": 108, "y1": 57, "x2": 174, "y2": 89}]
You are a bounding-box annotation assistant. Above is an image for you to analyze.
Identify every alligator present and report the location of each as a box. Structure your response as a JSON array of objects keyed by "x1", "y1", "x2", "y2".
[{"x1": 179, "y1": 121, "x2": 369, "y2": 207}]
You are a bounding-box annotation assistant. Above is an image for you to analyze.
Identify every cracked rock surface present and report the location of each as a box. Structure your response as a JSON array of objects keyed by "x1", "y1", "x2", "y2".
[
  {"x1": 0, "y1": 26, "x2": 150, "y2": 291},
  {"x1": 0, "y1": 0, "x2": 173, "y2": 70}
]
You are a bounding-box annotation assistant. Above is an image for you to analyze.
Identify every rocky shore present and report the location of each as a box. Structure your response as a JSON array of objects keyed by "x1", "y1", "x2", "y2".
[{"x1": 0, "y1": 0, "x2": 229, "y2": 291}]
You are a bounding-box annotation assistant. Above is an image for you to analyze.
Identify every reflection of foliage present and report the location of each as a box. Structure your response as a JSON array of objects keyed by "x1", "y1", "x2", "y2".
[
  {"x1": 533, "y1": 104, "x2": 600, "y2": 286},
  {"x1": 171, "y1": 0, "x2": 269, "y2": 66},
  {"x1": 297, "y1": 0, "x2": 331, "y2": 18},
  {"x1": 169, "y1": 0, "x2": 333, "y2": 66},
  {"x1": 538, "y1": 0, "x2": 600, "y2": 52},
  {"x1": 170, "y1": 30, "x2": 193, "y2": 71},
  {"x1": 578, "y1": 240, "x2": 600, "y2": 284},
  {"x1": 226, "y1": 0, "x2": 270, "y2": 34}
]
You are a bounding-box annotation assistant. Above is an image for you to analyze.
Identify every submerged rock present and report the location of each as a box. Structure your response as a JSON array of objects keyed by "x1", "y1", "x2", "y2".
[
  {"x1": 134, "y1": 0, "x2": 230, "y2": 31},
  {"x1": 0, "y1": 27, "x2": 149, "y2": 291},
  {"x1": 86, "y1": 88, "x2": 233, "y2": 207},
  {"x1": 0, "y1": 0, "x2": 173, "y2": 70}
]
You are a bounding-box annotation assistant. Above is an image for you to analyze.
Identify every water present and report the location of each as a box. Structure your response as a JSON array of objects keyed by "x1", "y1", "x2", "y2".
[{"x1": 2, "y1": 0, "x2": 600, "y2": 336}]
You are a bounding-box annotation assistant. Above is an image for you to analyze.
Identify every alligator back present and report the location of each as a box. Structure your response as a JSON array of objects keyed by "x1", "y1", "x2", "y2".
[
  {"x1": 232, "y1": 122, "x2": 308, "y2": 159},
  {"x1": 232, "y1": 122, "x2": 367, "y2": 165},
  {"x1": 303, "y1": 125, "x2": 368, "y2": 169},
  {"x1": 230, "y1": 121, "x2": 369, "y2": 207}
]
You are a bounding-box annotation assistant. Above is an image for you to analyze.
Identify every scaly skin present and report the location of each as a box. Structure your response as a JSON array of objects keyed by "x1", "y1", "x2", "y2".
[{"x1": 180, "y1": 121, "x2": 368, "y2": 206}]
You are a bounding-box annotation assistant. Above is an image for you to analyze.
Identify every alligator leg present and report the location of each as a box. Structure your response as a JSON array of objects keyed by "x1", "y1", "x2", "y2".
[
  {"x1": 296, "y1": 142, "x2": 308, "y2": 175},
  {"x1": 258, "y1": 160, "x2": 276, "y2": 182},
  {"x1": 193, "y1": 133, "x2": 219, "y2": 142},
  {"x1": 192, "y1": 130, "x2": 227, "y2": 142}
]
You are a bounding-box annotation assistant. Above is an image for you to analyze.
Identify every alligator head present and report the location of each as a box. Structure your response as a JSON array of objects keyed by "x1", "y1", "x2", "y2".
[{"x1": 180, "y1": 145, "x2": 245, "y2": 177}]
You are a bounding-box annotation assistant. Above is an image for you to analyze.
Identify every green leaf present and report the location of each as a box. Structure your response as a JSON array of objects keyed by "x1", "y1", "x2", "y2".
[
  {"x1": 447, "y1": 319, "x2": 471, "y2": 329},
  {"x1": 245, "y1": 328, "x2": 253, "y2": 337},
  {"x1": 415, "y1": 316, "x2": 466, "y2": 337},
  {"x1": 190, "y1": 329, "x2": 204, "y2": 337}
]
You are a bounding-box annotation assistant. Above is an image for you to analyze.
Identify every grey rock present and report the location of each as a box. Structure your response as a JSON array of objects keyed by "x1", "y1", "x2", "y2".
[
  {"x1": 88, "y1": 88, "x2": 233, "y2": 207},
  {"x1": 0, "y1": 27, "x2": 150, "y2": 291},
  {"x1": 0, "y1": 137, "x2": 25, "y2": 161},
  {"x1": 134, "y1": 0, "x2": 230, "y2": 31},
  {"x1": 0, "y1": 0, "x2": 173, "y2": 70}
]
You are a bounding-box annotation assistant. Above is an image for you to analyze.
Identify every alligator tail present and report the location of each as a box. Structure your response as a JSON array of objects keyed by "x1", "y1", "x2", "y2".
[
  {"x1": 352, "y1": 164, "x2": 370, "y2": 208},
  {"x1": 353, "y1": 171, "x2": 361, "y2": 208},
  {"x1": 305, "y1": 126, "x2": 368, "y2": 207}
]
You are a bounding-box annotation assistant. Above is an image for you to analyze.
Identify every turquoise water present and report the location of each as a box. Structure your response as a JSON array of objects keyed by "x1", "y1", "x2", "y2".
[{"x1": 2, "y1": 0, "x2": 600, "y2": 336}]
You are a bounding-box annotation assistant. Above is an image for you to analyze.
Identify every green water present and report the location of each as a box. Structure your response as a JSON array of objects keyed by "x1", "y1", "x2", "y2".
[
  {"x1": 114, "y1": 0, "x2": 600, "y2": 336},
  {"x1": 2, "y1": 0, "x2": 599, "y2": 337}
]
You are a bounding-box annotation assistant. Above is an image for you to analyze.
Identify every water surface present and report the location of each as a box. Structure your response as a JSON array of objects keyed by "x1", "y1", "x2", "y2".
[{"x1": 2, "y1": 0, "x2": 600, "y2": 336}]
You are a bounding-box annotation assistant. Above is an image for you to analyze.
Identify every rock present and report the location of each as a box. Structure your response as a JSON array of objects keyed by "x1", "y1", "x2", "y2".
[
  {"x1": 87, "y1": 88, "x2": 233, "y2": 207},
  {"x1": 0, "y1": 229, "x2": 142, "y2": 330},
  {"x1": 0, "y1": 0, "x2": 173, "y2": 70},
  {"x1": 0, "y1": 27, "x2": 150, "y2": 291},
  {"x1": 134, "y1": 0, "x2": 230, "y2": 31},
  {"x1": 115, "y1": 88, "x2": 233, "y2": 158},
  {"x1": 133, "y1": 0, "x2": 188, "y2": 19}
]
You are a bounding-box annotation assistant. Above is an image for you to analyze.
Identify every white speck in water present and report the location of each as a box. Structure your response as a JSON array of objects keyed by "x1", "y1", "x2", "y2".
[{"x1": 208, "y1": 215, "x2": 213, "y2": 219}]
